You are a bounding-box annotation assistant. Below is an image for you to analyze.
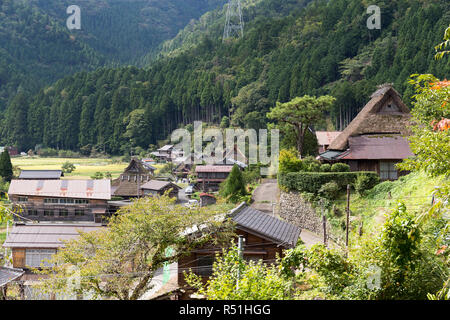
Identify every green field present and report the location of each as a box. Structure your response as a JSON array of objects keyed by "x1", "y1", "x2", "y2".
[{"x1": 12, "y1": 157, "x2": 167, "y2": 179}]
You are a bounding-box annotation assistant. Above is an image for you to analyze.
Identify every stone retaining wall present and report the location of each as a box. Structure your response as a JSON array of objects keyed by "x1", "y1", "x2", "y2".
[{"x1": 279, "y1": 191, "x2": 330, "y2": 237}]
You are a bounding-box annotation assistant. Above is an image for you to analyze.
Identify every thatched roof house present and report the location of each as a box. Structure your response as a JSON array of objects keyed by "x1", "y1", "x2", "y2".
[
  {"x1": 329, "y1": 85, "x2": 412, "y2": 150},
  {"x1": 319, "y1": 84, "x2": 414, "y2": 180},
  {"x1": 111, "y1": 157, "x2": 155, "y2": 199}
]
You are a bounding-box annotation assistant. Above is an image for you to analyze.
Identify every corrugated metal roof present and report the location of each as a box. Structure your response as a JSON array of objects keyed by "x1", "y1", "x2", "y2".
[
  {"x1": 19, "y1": 170, "x2": 63, "y2": 179},
  {"x1": 2, "y1": 224, "x2": 104, "y2": 248},
  {"x1": 340, "y1": 135, "x2": 414, "y2": 160},
  {"x1": 230, "y1": 205, "x2": 301, "y2": 248},
  {"x1": 195, "y1": 165, "x2": 234, "y2": 173},
  {"x1": 0, "y1": 267, "x2": 24, "y2": 287},
  {"x1": 8, "y1": 179, "x2": 111, "y2": 200}
]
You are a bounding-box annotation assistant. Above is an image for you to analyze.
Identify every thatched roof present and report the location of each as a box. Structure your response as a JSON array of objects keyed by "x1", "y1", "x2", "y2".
[{"x1": 329, "y1": 85, "x2": 412, "y2": 151}]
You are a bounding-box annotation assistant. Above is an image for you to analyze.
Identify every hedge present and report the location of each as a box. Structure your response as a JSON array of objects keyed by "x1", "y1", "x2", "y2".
[{"x1": 278, "y1": 171, "x2": 380, "y2": 194}]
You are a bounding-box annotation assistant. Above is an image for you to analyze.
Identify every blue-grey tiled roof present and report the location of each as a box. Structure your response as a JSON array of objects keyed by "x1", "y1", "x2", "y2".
[{"x1": 229, "y1": 204, "x2": 301, "y2": 248}]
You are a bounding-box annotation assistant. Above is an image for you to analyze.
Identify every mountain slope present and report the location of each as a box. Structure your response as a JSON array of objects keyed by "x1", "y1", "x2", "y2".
[
  {"x1": 2, "y1": 0, "x2": 450, "y2": 155},
  {"x1": 0, "y1": 0, "x2": 103, "y2": 111}
]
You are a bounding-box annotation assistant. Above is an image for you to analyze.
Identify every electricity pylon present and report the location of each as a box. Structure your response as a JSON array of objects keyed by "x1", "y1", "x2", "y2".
[{"x1": 223, "y1": 0, "x2": 244, "y2": 41}]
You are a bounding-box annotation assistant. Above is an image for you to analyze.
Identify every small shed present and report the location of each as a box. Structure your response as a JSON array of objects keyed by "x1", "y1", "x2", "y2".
[{"x1": 199, "y1": 193, "x2": 216, "y2": 207}]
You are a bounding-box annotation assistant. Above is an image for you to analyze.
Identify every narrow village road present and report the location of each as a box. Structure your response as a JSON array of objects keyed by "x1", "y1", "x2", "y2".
[
  {"x1": 251, "y1": 179, "x2": 279, "y2": 214},
  {"x1": 251, "y1": 179, "x2": 324, "y2": 248}
]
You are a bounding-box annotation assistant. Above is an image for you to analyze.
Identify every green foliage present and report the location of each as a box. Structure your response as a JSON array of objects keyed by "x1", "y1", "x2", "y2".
[
  {"x1": 301, "y1": 156, "x2": 321, "y2": 172},
  {"x1": 318, "y1": 181, "x2": 340, "y2": 200},
  {"x1": 435, "y1": 25, "x2": 450, "y2": 60},
  {"x1": 278, "y1": 149, "x2": 302, "y2": 174},
  {"x1": 220, "y1": 165, "x2": 247, "y2": 203},
  {"x1": 3, "y1": 0, "x2": 449, "y2": 153},
  {"x1": 278, "y1": 171, "x2": 378, "y2": 194},
  {"x1": 331, "y1": 163, "x2": 350, "y2": 172},
  {"x1": 0, "y1": 151, "x2": 13, "y2": 182},
  {"x1": 36, "y1": 194, "x2": 233, "y2": 300},
  {"x1": 267, "y1": 95, "x2": 335, "y2": 155},
  {"x1": 61, "y1": 161, "x2": 76, "y2": 174},
  {"x1": 185, "y1": 246, "x2": 293, "y2": 300},
  {"x1": 320, "y1": 164, "x2": 331, "y2": 172},
  {"x1": 90, "y1": 172, "x2": 104, "y2": 180},
  {"x1": 353, "y1": 173, "x2": 381, "y2": 196}
]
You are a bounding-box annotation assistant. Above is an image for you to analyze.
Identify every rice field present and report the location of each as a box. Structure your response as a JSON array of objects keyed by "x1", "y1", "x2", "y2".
[
  {"x1": 12, "y1": 157, "x2": 167, "y2": 179},
  {"x1": 12, "y1": 157, "x2": 129, "y2": 179}
]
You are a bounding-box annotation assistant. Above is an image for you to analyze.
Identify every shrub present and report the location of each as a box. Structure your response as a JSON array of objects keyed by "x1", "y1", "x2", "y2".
[
  {"x1": 354, "y1": 173, "x2": 381, "y2": 195},
  {"x1": 279, "y1": 149, "x2": 302, "y2": 173},
  {"x1": 318, "y1": 181, "x2": 340, "y2": 200},
  {"x1": 331, "y1": 163, "x2": 350, "y2": 172},
  {"x1": 278, "y1": 171, "x2": 379, "y2": 194},
  {"x1": 302, "y1": 156, "x2": 321, "y2": 172},
  {"x1": 61, "y1": 161, "x2": 76, "y2": 174},
  {"x1": 320, "y1": 164, "x2": 331, "y2": 172}
]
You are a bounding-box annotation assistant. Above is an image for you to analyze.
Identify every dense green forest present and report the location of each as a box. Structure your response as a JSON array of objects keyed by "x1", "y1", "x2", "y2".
[
  {"x1": 31, "y1": 0, "x2": 227, "y2": 63},
  {"x1": 1, "y1": 0, "x2": 450, "y2": 155},
  {"x1": 0, "y1": 0, "x2": 226, "y2": 112}
]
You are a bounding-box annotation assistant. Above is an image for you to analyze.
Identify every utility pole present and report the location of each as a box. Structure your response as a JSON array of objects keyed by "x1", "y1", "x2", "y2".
[
  {"x1": 346, "y1": 184, "x2": 350, "y2": 248},
  {"x1": 223, "y1": 0, "x2": 244, "y2": 41},
  {"x1": 236, "y1": 235, "x2": 244, "y2": 290}
]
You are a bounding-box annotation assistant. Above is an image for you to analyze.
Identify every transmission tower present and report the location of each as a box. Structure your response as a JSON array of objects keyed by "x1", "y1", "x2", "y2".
[{"x1": 223, "y1": 0, "x2": 244, "y2": 41}]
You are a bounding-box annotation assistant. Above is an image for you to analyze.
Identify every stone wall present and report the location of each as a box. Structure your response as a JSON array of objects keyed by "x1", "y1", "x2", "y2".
[{"x1": 279, "y1": 191, "x2": 329, "y2": 237}]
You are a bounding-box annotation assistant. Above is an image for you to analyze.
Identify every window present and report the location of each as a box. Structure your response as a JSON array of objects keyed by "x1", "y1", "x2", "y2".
[
  {"x1": 27, "y1": 209, "x2": 38, "y2": 216},
  {"x1": 18, "y1": 197, "x2": 28, "y2": 203},
  {"x1": 75, "y1": 209, "x2": 84, "y2": 216},
  {"x1": 59, "y1": 209, "x2": 68, "y2": 217},
  {"x1": 43, "y1": 210, "x2": 54, "y2": 216},
  {"x1": 25, "y1": 249, "x2": 56, "y2": 268},
  {"x1": 197, "y1": 255, "x2": 214, "y2": 276},
  {"x1": 380, "y1": 161, "x2": 398, "y2": 180}
]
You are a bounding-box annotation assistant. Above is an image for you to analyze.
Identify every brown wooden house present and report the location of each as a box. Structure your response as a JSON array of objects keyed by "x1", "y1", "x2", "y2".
[
  {"x1": 318, "y1": 84, "x2": 414, "y2": 180},
  {"x1": 178, "y1": 203, "x2": 301, "y2": 296},
  {"x1": 195, "y1": 165, "x2": 233, "y2": 191},
  {"x1": 140, "y1": 180, "x2": 181, "y2": 199},
  {"x1": 3, "y1": 223, "x2": 104, "y2": 270},
  {"x1": 8, "y1": 179, "x2": 111, "y2": 223},
  {"x1": 111, "y1": 157, "x2": 155, "y2": 199}
]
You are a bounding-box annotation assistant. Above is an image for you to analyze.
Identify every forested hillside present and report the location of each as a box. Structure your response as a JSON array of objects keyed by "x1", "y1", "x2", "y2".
[
  {"x1": 0, "y1": 0, "x2": 102, "y2": 112},
  {"x1": 0, "y1": 0, "x2": 226, "y2": 114},
  {"x1": 31, "y1": 0, "x2": 227, "y2": 64},
  {"x1": 2, "y1": 0, "x2": 449, "y2": 155}
]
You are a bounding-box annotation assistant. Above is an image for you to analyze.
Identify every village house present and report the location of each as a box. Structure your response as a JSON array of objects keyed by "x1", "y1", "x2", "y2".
[
  {"x1": 111, "y1": 157, "x2": 156, "y2": 199},
  {"x1": 18, "y1": 170, "x2": 63, "y2": 180},
  {"x1": 2, "y1": 223, "x2": 103, "y2": 299},
  {"x1": 199, "y1": 193, "x2": 216, "y2": 207},
  {"x1": 315, "y1": 131, "x2": 342, "y2": 154},
  {"x1": 8, "y1": 179, "x2": 111, "y2": 223},
  {"x1": 140, "y1": 180, "x2": 181, "y2": 199},
  {"x1": 0, "y1": 146, "x2": 19, "y2": 156},
  {"x1": 318, "y1": 84, "x2": 414, "y2": 180},
  {"x1": 177, "y1": 203, "x2": 301, "y2": 299},
  {"x1": 151, "y1": 145, "x2": 177, "y2": 163},
  {"x1": 195, "y1": 165, "x2": 234, "y2": 192},
  {"x1": 0, "y1": 266, "x2": 24, "y2": 299}
]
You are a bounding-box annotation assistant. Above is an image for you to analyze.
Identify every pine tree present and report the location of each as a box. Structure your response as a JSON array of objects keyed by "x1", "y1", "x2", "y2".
[
  {"x1": 0, "y1": 150, "x2": 13, "y2": 182},
  {"x1": 220, "y1": 164, "x2": 247, "y2": 203}
]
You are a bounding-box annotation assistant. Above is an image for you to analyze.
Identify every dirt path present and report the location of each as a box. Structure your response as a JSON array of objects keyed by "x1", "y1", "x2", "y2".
[{"x1": 251, "y1": 179, "x2": 279, "y2": 214}]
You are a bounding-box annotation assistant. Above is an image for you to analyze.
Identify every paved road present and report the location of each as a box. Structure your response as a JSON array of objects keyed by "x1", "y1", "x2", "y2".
[{"x1": 251, "y1": 179, "x2": 279, "y2": 214}]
